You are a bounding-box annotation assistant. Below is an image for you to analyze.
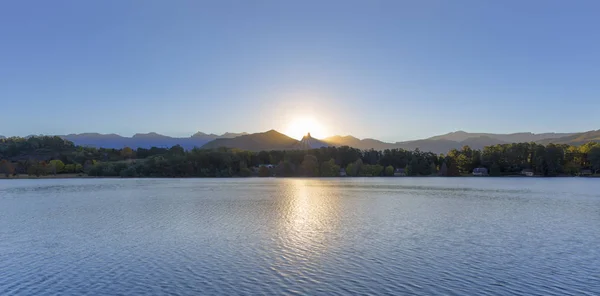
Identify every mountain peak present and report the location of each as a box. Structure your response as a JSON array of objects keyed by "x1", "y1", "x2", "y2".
[
  {"x1": 132, "y1": 132, "x2": 166, "y2": 138},
  {"x1": 295, "y1": 133, "x2": 328, "y2": 149},
  {"x1": 264, "y1": 129, "x2": 283, "y2": 135},
  {"x1": 201, "y1": 129, "x2": 298, "y2": 151},
  {"x1": 220, "y1": 132, "x2": 248, "y2": 138},
  {"x1": 192, "y1": 131, "x2": 218, "y2": 138}
]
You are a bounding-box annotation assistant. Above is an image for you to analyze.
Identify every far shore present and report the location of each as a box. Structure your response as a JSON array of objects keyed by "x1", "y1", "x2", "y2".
[
  {"x1": 0, "y1": 174, "x2": 90, "y2": 179},
  {"x1": 1, "y1": 174, "x2": 599, "y2": 180}
]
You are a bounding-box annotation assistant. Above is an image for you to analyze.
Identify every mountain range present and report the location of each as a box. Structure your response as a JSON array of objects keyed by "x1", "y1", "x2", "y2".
[
  {"x1": 321, "y1": 131, "x2": 579, "y2": 153},
  {"x1": 56, "y1": 132, "x2": 247, "y2": 150},
  {"x1": 2, "y1": 130, "x2": 599, "y2": 154}
]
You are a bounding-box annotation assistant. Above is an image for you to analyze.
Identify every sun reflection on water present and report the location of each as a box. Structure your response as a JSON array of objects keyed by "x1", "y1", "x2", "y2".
[{"x1": 271, "y1": 179, "x2": 341, "y2": 275}]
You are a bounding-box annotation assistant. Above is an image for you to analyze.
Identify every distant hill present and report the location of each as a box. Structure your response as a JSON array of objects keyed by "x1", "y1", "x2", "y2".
[
  {"x1": 201, "y1": 130, "x2": 299, "y2": 151},
  {"x1": 536, "y1": 130, "x2": 600, "y2": 146},
  {"x1": 390, "y1": 136, "x2": 508, "y2": 154},
  {"x1": 428, "y1": 131, "x2": 575, "y2": 143},
  {"x1": 219, "y1": 132, "x2": 248, "y2": 138},
  {"x1": 59, "y1": 132, "x2": 245, "y2": 150},
  {"x1": 323, "y1": 135, "x2": 393, "y2": 150},
  {"x1": 323, "y1": 134, "x2": 509, "y2": 154},
  {"x1": 322, "y1": 131, "x2": 583, "y2": 154},
  {"x1": 4, "y1": 129, "x2": 597, "y2": 154}
]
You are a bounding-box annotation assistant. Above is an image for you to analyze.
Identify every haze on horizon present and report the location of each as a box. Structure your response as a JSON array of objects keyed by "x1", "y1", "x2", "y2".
[{"x1": 1, "y1": 1, "x2": 599, "y2": 142}]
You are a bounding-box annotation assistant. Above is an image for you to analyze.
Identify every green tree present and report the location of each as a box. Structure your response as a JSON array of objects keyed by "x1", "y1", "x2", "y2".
[
  {"x1": 27, "y1": 161, "x2": 48, "y2": 177},
  {"x1": 490, "y1": 163, "x2": 501, "y2": 176},
  {"x1": 258, "y1": 166, "x2": 270, "y2": 177},
  {"x1": 371, "y1": 164, "x2": 384, "y2": 176},
  {"x1": 407, "y1": 158, "x2": 419, "y2": 176},
  {"x1": 346, "y1": 163, "x2": 356, "y2": 177},
  {"x1": 405, "y1": 164, "x2": 413, "y2": 176},
  {"x1": 346, "y1": 159, "x2": 363, "y2": 177},
  {"x1": 168, "y1": 145, "x2": 185, "y2": 156},
  {"x1": 384, "y1": 165, "x2": 394, "y2": 176},
  {"x1": 588, "y1": 146, "x2": 600, "y2": 174},
  {"x1": 429, "y1": 163, "x2": 437, "y2": 175},
  {"x1": 544, "y1": 144, "x2": 564, "y2": 176},
  {"x1": 300, "y1": 155, "x2": 319, "y2": 177},
  {"x1": 64, "y1": 164, "x2": 75, "y2": 173},
  {"x1": 456, "y1": 154, "x2": 470, "y2": 175},
  {"x1": 121, "y1": 147, "x2": 134, "y2": 159},
  {"x1": 0, "y1": 160, "x2": 15, "y2": 177},
  {"x1": 120, "y1": 166, "x2": 138, "y2": 178},
  {"x1": 320, "y1": 159, "x2": 340, "y2": 177},
  {"x1": 564, "y1": 161, "x2": 581, "y2": 176},
  {"x1": 276, "y1": 161, "x2": 295, "y2": 177},
  {"x1": 257, "y1": 151, "x2": 270, "y2": 164},
  {"x1": 239, "y1": 167, "x2": 252, "y2": 177},
  {"x1": 439, "y1": 162, "x2": 448, "y2": 176},
  {"x1": 445, "y1": 157, "x2": 460, "y2": 176},
  {"x1": 49, "y1": 160, "x2": 65, "y2": 174}
]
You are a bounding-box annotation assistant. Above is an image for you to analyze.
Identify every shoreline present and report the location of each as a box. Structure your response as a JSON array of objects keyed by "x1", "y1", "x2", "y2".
[{"x1": 2, "y1": 174, "x2": 599, "y2": 180}]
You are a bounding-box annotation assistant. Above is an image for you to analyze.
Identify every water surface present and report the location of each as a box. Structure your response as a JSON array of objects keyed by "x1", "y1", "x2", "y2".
[{"x1": 1, "y1": 178, "x2": 599, "y2": 295}]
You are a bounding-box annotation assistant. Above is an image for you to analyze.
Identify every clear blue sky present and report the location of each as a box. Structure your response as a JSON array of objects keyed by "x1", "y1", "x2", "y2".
[{"x1": 1, "y1": 0, "x2": 599, "y2": 141}]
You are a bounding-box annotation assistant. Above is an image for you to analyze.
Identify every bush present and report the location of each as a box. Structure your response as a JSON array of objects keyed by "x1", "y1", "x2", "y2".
[
  {"x1": 101, "y1": 164, "x2": 117, "y2": 176},
  {"x1": 239, "y1": 167, "x2": 252, "y2": 177},
  {"x1": 120, "y1": 166, "x2": 138, "y2": 178},
  {"x1": 258, "y1": 166, "x2": 270, "y2": 177}
]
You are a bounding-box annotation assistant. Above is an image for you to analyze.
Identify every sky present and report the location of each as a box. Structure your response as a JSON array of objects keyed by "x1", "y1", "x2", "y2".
[{"x1": 1, "y1": 0, "x2": 599, "y2": 141}]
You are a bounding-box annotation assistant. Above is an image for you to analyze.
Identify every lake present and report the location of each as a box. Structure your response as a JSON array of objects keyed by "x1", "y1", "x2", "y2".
[{"x1": 1, "y1": 178, "x2": 599, "y2": 295}]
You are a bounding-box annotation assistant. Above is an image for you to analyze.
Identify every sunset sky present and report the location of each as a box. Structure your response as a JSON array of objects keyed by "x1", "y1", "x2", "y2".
[{"x1": 1, "y1": 1, "x2": 599, "y2": 141}]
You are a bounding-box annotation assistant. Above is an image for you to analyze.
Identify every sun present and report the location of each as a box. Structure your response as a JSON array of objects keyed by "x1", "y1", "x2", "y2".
[{"x1": 284, "y1": 117, "x2": 328, "y2": 140}]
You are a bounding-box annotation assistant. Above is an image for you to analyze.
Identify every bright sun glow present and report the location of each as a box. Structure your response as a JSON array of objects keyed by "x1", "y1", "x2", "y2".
[{"x1": 284, "y1": 117, "x2": 328, "y2": 140}]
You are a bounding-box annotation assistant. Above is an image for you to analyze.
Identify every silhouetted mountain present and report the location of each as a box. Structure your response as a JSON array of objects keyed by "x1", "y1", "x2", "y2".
[
  {"x1": 536, "y1": 130, "x2": 600, "y2": 145},
  {"x1": 323, "y1": 135, "x2": 393, "y2": 150},
  {"x1": 9, "y1": 129, "x2": 597, "y2": 154},
  {"x1": 202, "y1": 130, "x2": 299, "y2": 151},
  {"x1": 428, "y1": 131, "x2": 575, "y2": 143},
  {"x1": 322, "y1": 131, "x2": 581, "y2": 154},
  {"x1": 389, "y1": 136, "x2": 508, "y2": 154},
  {"x1": 61, "y1": 133, "x2": 127, "y2": 149},
  {"x1": 322, "y1": 134, "x2": 507, "y2": 153},
  {"x1": 59, "y1": 132, "x2": 246, "y2": 150},
  {"x1": 219, "y1": 132, "x2": 248, "y2": 138}
]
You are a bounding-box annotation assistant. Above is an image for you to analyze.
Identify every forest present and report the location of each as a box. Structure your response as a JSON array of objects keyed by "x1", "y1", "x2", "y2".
[{"x1": 1, "y1": 136, "x2": 600, "y2": 178}]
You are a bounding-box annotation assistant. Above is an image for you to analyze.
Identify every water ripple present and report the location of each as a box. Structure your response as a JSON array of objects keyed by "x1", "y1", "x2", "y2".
[{"x1": 1, "y1": 178, "x2": 599, "y2": 295}]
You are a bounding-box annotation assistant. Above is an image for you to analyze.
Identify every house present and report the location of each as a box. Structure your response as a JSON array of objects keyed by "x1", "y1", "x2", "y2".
[
  {"x1": 580, "y1": 169, "x2": 593, "y2": 176},
  {"x1": 394, "y1": 168, "x2": 406, "y2": 177},
  {"x1": 472, "y1": 167, "x2": 488, "y2": 176},
  {"x1": 339, "y1": 168, "x2": 347, "y2": 177},
  {"x1": 258, "y1": 164, "x2": 275, "y2": 169},
  {"x1": 521, "y1": 169, "x2": 534, "y2": 177},
  {"x1": 253, "y1": 164, "x2": 275, "y2": 173}
]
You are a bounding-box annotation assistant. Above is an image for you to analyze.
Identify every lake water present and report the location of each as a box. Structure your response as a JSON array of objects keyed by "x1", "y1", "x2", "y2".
[{"x1": 1, "y1": 178, "x2": 599, "y2": 295}]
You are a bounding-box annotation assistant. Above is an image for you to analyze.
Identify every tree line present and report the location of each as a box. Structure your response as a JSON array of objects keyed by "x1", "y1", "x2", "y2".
[{"x1": 1, "y1": 136, "x2": 600, "y2": 178}]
